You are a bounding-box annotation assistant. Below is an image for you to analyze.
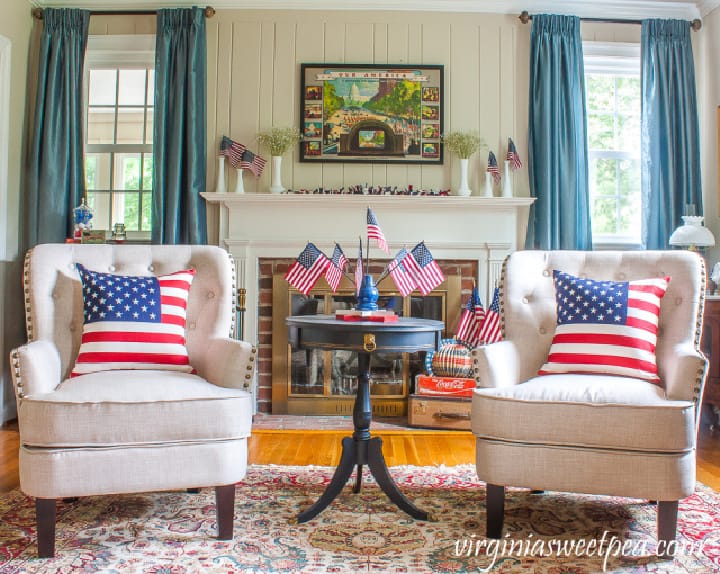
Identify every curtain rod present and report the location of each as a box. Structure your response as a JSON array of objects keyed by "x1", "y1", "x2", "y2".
[
  {"x1": 32, "y1": 6, "x2": 216, "y2": 20},
  {"x1": 519, "y1": 10, "x2": 702, "y2": 31}
]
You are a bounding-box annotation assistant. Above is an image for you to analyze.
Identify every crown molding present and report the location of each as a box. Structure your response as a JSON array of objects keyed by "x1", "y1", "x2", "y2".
[
  {"x1": 699, "y1": 0, "x2": 720, "y2": 15},
  {"x1": 30, "y1": 0, "x2": 703, "y2": 21}
]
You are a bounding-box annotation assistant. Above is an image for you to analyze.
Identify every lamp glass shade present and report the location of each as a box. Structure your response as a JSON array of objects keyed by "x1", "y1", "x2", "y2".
[{"x1": 669, "y1": 216, "x2": 715, "y2": 247}]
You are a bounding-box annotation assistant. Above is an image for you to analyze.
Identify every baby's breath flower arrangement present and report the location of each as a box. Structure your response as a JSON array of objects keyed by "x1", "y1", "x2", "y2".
[
  {"x1": 256, "y1": 126, "x2": 303, "y2": 156},
  {"x1": 441, "y1": 131, "x2": 485, "y2": 159}
]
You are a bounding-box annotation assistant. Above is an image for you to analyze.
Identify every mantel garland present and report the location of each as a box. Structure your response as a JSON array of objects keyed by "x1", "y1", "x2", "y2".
[{"x1": 284, "y1": 208, "x2": 445, "y2": 313}]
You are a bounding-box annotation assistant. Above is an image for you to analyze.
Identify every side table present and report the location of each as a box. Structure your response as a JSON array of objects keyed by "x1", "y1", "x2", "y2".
[
  {"x1": 701, "y1": 296, "x2": 720, "y2": 429},
  {"x1": 286, "y1": 314, "x2": 444, "y2": 522}
]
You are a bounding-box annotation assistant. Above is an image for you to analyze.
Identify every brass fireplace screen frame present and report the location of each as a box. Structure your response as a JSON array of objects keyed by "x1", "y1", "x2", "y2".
[{"x1": 272, "y1": 273, "x2": 461, "y2": 416}]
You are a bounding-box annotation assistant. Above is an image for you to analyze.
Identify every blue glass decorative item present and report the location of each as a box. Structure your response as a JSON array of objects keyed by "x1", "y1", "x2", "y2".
[
  {"x1": 356, "y1": 275, "x2": 379, "y2": 311},
  {"x1": 72, "y1": 199, "x2": 94, "y2": 239}
]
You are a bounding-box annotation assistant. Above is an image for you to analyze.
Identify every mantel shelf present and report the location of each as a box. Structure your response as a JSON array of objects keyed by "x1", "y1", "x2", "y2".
[{"x1": 201, "y1": 192, "x2": 535, "y2": 210}]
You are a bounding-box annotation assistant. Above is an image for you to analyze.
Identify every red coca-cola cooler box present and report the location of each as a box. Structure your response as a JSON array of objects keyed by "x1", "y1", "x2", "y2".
[{"x1": 415, "y1": 375, "x2": 477, "y2": 398}]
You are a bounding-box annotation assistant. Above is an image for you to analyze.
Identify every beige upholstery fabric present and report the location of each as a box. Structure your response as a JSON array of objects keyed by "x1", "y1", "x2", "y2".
[
  {"x1": 10, "y1": 244, "x2": 256, "y2": 501},
  {"x1": 20, "y1": 371, "x2": 252, "y2": 447},
  {"x1": 471, "y1": 250, "x2": 707, "y2": 501}
]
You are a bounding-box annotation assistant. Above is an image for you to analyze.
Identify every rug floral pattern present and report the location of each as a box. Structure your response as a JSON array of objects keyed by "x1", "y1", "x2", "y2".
[{"x1": 0, "y1": 464, "x2": 718, "y2": 573}]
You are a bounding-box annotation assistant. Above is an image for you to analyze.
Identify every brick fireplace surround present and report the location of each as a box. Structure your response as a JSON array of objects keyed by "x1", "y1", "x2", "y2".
[{"x1": 201, "y1": 193, "x2": 534, "y2": 412}]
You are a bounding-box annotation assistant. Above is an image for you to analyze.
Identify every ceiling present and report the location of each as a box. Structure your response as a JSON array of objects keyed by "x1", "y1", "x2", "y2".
[{"x1": 27, "y1": 0, "x2": 720, "y2": 20}]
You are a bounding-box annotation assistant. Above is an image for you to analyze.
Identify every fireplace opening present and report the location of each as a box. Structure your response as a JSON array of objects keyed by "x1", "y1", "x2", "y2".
[{"x1": 262, "y1": 258, "x2": 475, "y2": 416}]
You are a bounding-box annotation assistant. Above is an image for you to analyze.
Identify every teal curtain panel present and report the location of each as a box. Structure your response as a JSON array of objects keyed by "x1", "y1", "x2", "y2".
[
  {"x1": 153, "y1": 8, "x2": 207, "y2": 245},
  {"x1": 26, "y1": 8, "x2": 89, "y2": 246},
  {"x1": 527, "y1": 14, "x2": 592, "y2": 250},
  {"x1": 641, "y1": 19, "x2": 702, "y2": 250}
]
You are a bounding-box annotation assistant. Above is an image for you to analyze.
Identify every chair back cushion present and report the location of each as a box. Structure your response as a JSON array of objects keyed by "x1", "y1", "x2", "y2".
[
  {"x1": 24, "y1": 244, "x2": 235, "y2": 380},
  {"x1": 500, "y1": 250, "x2": 704, "y2": 389}
]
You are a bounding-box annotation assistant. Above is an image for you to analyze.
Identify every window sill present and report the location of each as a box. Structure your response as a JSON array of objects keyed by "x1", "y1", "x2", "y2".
[{"x1": 592, "y1": 241, "x2": 644, "y2": 251}]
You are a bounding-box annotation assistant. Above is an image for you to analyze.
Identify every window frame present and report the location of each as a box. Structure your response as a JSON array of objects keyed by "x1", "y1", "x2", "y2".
[
  {"x1": 84, "y1": 34, "x2": 155, "y2": 241},
  {"x1": 584, "y1": 41, "x2": 642, "y2": 250}
]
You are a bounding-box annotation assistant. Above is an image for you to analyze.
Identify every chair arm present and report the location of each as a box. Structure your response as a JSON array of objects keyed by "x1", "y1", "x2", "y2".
[
  {"x1": 199, "y1": 338, "x2": 257, "y2": 391},
  {"x1": 471, "y1": 340, "x2": 526, "y2": 388},
  {"x1": 9, "y1": 340, "x2": 62, "y2": 399},
  {"x1": 661, "y1": 344, "x2": 708, "y2": 403}
]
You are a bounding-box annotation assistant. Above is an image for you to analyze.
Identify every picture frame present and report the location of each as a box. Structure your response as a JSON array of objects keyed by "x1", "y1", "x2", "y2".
[{"x1": 299, "y1": 63, "x2": 444, "y2": 164}]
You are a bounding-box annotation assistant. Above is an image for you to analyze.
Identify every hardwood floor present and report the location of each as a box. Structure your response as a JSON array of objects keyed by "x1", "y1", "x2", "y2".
[{"x1": 1, "y1": 420, "x2": 718, "y2": 493}]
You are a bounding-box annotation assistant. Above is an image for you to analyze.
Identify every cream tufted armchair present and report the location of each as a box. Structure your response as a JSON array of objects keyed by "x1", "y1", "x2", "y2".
[
  {"x1": 471, "y1": 251, "x2": 707, "y2": 557},
  {"x1": 10, "y1": 244, "x2": 256, "y2": 557}
]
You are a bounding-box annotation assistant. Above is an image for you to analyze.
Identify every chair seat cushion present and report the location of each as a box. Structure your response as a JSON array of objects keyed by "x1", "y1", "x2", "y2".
[
  {"x1": 471, "y1": 374, "x2": 695, "y2": 453},
  {"x1": 19, "y1": 371, "x2": 252, "y2": 447}
]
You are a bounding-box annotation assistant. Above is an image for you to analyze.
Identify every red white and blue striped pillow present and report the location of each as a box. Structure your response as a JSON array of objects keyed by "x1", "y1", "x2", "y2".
[
  {"x1": 538, "y1": 270, "x2": 670, "y2": 383},
  {"x1": 71, "y1": 264, "x2": 196, "y2": 377}
]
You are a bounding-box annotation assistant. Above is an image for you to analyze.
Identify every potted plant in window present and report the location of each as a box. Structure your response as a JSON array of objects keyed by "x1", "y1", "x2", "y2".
[
  {"x1": 441, "y1": 131, "x2": 486, "y2": 196},
  {"x1": 257, "y1": 127, "x2": 303, "y2": 193}
]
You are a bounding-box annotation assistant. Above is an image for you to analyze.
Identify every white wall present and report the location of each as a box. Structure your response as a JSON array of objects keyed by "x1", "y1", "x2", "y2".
[{"x1": 0, "y1": 0, "x2": 32, "y2": 422}]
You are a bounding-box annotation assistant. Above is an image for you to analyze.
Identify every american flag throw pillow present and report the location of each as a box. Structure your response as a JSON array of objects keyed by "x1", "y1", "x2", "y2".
[
  {"x1": 71, "y1": 264, "x2": 196, "y2": 377},
  {"x1": 538, "y1": 270, "x2": 670, "y2": 383}
]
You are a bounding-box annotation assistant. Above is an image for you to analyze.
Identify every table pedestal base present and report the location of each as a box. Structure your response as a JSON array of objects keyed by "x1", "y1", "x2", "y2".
[{"x1": 296, "y1": 435, "x2": 429, "y2": 523}]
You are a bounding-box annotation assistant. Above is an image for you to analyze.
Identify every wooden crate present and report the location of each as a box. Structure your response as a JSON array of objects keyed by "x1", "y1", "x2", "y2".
[{"x1": 408, "y1": 394, "x2": 472, "y2": 430}]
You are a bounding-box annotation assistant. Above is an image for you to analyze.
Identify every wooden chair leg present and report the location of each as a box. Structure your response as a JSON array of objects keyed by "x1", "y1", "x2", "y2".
[
  {"x1": 215, "y1": 484, "x2": 235, "y2": 540},
  {"x1": 36, "y1": 498, "x2": 57, "y2": 558},
  {"x1": 657, "y1": 500, "x2": 679, "y2": 559},
  {"x1": 486, "y1": 484, "x2": 505, "y2": 539}
]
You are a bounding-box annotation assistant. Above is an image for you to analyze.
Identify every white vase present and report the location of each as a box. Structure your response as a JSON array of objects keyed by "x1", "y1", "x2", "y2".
[
  {"x1": 455, "y1": 158, "x2": 471, "y2": 196},
  {"x1": 483, "y1": 172, "x2": 494, "y2": 197},
  {"x1": 502, "y1": 160, "x2": 513, "y2": 198},
  {"x1": 270, "y1": 155, "x2": 286, "y2": 194},
  {"x1": 234, "y1": 168, "x2": 245, "y2": 194},
  {"x1": 215, "y1": 155, "x2": 227, "y2": 193}
]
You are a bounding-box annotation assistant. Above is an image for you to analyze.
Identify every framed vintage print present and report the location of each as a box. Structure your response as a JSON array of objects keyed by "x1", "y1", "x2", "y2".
[{"x1": 299, "y1": 63, "x2": 444, "y2": 164}]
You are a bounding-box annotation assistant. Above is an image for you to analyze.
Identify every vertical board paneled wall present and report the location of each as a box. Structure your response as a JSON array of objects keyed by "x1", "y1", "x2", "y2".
[{"x1": 206, "y1": 10, "x2": 530, "y2": 200}]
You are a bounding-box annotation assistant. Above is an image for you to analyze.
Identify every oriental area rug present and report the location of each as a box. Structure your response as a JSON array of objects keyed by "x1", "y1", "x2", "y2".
[{"x1": 0, "y1": 465, "x2": 718, "y2": 573}]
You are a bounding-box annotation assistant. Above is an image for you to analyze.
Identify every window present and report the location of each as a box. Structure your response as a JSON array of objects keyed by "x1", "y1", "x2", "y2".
[
  {"x1": 584, "y1": 42, "x2": 642, "y2": 248},
  {"x1": 84, "y1": 35, "x2": 155, "y2": 238}
]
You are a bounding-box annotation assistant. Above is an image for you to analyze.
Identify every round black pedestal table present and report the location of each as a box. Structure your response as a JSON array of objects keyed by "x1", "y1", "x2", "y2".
[{"x1": 286, "y1": 314, "x2": 444, "y2": 523}]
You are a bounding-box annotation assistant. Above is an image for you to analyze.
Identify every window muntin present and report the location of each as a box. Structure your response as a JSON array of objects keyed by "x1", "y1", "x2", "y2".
[
  {"x1": 584, "y1": 42, "x2": 642, "y2": 247},
  {"x1": 84, "y1": 36, "x2": 154, "y2": 237}
]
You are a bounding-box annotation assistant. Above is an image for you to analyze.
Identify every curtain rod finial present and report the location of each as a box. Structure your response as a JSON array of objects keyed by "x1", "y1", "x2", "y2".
[
  {"x1": 205, "y1": 6, "x2": 216, "y2": 18},
  {"x1": 519, "y1": 11, "x2": 531, "y2": 25},
  {"x1": 692, "y1": 18, "x2": 702, "y2": 31},
  {"x1": 32, "y1": 7, "x2": 43, "y2": 20}
]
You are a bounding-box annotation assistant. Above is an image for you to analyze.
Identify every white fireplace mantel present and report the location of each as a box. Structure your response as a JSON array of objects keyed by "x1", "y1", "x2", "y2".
[{"x1": 201, "y1": 192, "x2": 534, "y2": 347}]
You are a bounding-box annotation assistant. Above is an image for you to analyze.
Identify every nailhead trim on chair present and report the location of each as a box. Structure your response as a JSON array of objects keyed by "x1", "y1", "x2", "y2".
[
  {"x1": 23, "y1": 249, "x2": 34, "y2": 342},
  {"x1": 228, "y1": 253, "x2": 237, "y2": 339},
  {"x1": 10, "y1": 348, "x2": 23, "y2": 401},
  {"x1": 692, "y1": 256, "x2": 708, "y2": 413}
]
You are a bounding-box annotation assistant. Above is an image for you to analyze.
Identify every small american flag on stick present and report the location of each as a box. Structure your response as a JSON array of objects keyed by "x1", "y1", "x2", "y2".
[
  {"x1": 220, "y1": 136, "x2": 246, "y2": 166},
  {"x1": 355, "y1": 238, "x2": 364, "y2": 296},
  {"x1": 239, "y1": 149, "x2": 267, "y2": 177},
  {"x1": 506, "y1": 137, "x2": 522, "y2": 170},
  {"x1": 367, "y1": 208, "x2": 390, "y2": 254},
  {"x1": 404, "y1": 243, "x2": 444, "y2": 295},
  {"x1": 478, "y1": 287, "x2": 502, "y2": 344},
  {"x1": 284, "y1": 243, "x2": 331, "y2": 296},
  {"x1": 487, "y1": 151, "x2": 501, "y2": 184},
  {"x1": 456, "y1": 287, "x2": 485, "y2": 347},
  {"x1": 388, "y1": 249, "x2": 417, "y2": 297},
  {"x1": 324, "y1": 243, "x2": 348, "y2": 293}
]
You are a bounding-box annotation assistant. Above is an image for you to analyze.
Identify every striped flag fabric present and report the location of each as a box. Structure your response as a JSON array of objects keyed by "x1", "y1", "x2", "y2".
[
  {"x1": 71, "y1": 264, "x2": 196, "y2": 377},
  {"x1": 388, "y1": 248, "x2": 417, "y2": 296},
  {"x1": 404, "y1": 243, "x2": 445, "y2": 295},
  {"x1": 355, "y1": 238, "x2": 364, "y2": 295},
  {"x1": 367, "y1": 208, "x2": 390, "y2": 254},
  {"x1": 506, "y1": 137, "x2": 522, "y2": 170},
  {"x1": 325, "y1": 243, "x2": 348, "y2": 293},
  {"x1": 239, "y1": 149, "x2": 267, "y2": 177},
  {"x1": 220, "y1": 136, "x2": 246, "y2": 166},
  {"x1": 456, "y1": 287, "x2": 485, "y2": 347},
  {"x1": 538, "y1": 271, "x2": 669, "y2": 382},
  {"x1": 487, "y1": 151, "x2": 501, "y2": 184},
  {"x1": 478, "y1": 286, "x2": 502, "y2": 344},
  {"x1": 284, "y1": 243, "x2": 331, "y2": 296}
]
